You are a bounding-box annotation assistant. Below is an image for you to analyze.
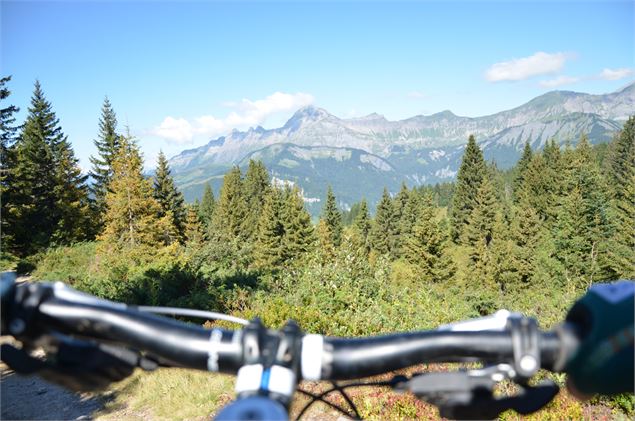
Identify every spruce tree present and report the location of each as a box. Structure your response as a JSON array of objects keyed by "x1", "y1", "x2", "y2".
[
  {"x1": 320, "y1": 186, "x2": 343, "y2": 247},
  {"x1": 210, "y1": 166, "x2": 247, "y2": 241},
  {"x1": 282, "y1": 186, "x2": 315, "y2": 261},
  {"x1": 184, "y1": 204, "x2": 204, "y2": 245},
  {"x1": 404, "y1": 211, "x2": 453, "y2": 283},
  {"x1": 254, "y1": 188, "x2": 286, "y2": 269},
  {"x1": 198, "y1": 182, "x2": 215, "y2": 229},
  {"x1": 89, "y1": 97, "x2": 120, "y2": 220},
  {"x1": 513, "y1": 140, "x2": 533, "y2": 200},
  {"x1": 153, "y1": 151, "x2": 186, "y2": 242},
  {"x1": 370, "y1": 188, "x2": 398, "y2": 256},
  {"x1": 508, "y1": 191, "x2": 542, "y2": 286},
  {"x1": 0, "y1": 76, "x2": 19, "y2": 151},
  {"x1": 0, "y1": 76, "x2": 20, "y2": 251},
  {"x1": 604, "y1": 117, "x2": 635, "y2": 278},
  {"x1": 50, "y1": 136, "x2": 92, "y2": 245},
  {"x1": 99, "y1": 136, "x2": 168, "y2": 248},
  {"x1": 353, "y1": 199, "x2": 371, "y2": 250},
  {"x1": 463, "y1": 176, "x2": 498, "y2": 261},
  {"x1": 7, "y1": 81, "x2": 89, "y2": 254},
  {"x1": 553, "y1": 136, "x2": 615, "y2": 287},
  {"x1": 353, "y1": 199, "x2": 371, "y2": 243},
  {"x1": 243, "y1": 160, "x2": 271, "y2": 239},
  {"x1": 450, "y1": 135, "x2": 486, "y2": 242}
]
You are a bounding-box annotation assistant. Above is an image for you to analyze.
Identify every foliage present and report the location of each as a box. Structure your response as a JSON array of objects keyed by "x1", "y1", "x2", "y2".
[
  {"x1": 4, "y1": 80, "x2": 91, "y2": 256},
  {"x1": 153, "y1": 151, "x2": 187, "y2": 242},
  {"x1": 89, "y1": 97, "x2": 120, "y2": 225}
]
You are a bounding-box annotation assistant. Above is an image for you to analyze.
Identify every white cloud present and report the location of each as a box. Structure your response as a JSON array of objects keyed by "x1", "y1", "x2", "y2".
[
  {"x1": 539, "y1": 75, "x2": 581, "y2": 88},
  {"x1": 485, "y1": 52, "x2": 569, "y2": 82},
  {"x1": 599, "y1": 68, "x2": 633, "y2": 80},
  {"x1": 152, "y1": 92, "x2": 314, "y2": 143},
  {"x1": 153, "y1": 117, "x2": 194, "y2": 143}
]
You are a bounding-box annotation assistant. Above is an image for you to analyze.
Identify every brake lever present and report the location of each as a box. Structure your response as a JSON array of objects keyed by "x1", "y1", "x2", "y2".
[
  {"x1": 394, "y1": 368, "x2": 559, "y2": 420},
  {"x1": 1, "y1": 336, "x2": 158, "y2": 391}
]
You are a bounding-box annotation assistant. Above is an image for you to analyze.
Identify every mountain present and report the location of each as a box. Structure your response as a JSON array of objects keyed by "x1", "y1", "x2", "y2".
[{"x1": 170, "y1": 83, "x2": 633, "y2": 215}]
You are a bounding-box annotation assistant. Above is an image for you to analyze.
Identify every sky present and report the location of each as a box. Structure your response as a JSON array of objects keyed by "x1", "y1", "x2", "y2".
[{"x1": 2, "y1": 0, "x2": 634, "y2": 170}]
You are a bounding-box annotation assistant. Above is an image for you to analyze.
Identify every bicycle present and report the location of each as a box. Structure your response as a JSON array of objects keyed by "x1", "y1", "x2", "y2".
[{"x1": 1, "y1": 273, "x2": 633, "y2": 420}]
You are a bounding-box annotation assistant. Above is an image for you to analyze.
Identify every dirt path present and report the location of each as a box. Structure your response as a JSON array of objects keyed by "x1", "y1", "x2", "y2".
[{"x1": 1, "y1": 365, "x2": 102, "y2": 420}]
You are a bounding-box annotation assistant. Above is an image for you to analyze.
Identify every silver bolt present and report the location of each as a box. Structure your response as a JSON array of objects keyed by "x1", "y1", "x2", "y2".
[{"x1": 519, "y1": 355, "x2": 537, "y2": 373}]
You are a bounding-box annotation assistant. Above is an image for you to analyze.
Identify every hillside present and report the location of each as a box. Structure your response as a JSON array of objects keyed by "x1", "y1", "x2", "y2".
[{"x1": 170, "y1": 83, "x2": 633, "y2": 214}]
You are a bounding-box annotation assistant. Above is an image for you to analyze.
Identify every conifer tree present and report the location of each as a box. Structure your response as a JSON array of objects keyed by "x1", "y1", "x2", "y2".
[
  {"x1": 0, "y1": 76, "x2": 20, "y2": 251},
  {"x1": 89, "y1": 97, "x2": 120, "y2": 220},
  {"x1": 508, "y1": 191, "x2": 542, "y2": 286},
  {"x1": 282, "y1": 186, "x2": 315, "y2": 261},
  {"x1": 353, "y1": 199, "x2": 371, "y2": 249},
  {"x1": 7, "y1": 81, "x2": 90, "y2": 254},
  {"x1": 0, "y1": 76, "x2": 19, "y2": 151},
  {"x1": 463, "y1": 176, "x2": 498, "y2": 261},
  {"x1": 513, "y1": 140, "x2": 533, "y2": 200},
  {"x1": 320, "y1": 186, "x2": 343, "y2": 247},
  {"x1": 99, "y1": 136, "x2": 168, "y2": 248},
  {"x1": 51, "y1": 136, "x2": 92, "y2": 245},
  {"x1": 370, "y1": 188, "x2": 398, "y2": 256},
  {"x1": 553, "y1": 136, "x2": 614, "y2": 287},
  {"x1": 243, "y1": 160, "x2": 271, "y2": 239},
  {"x1": 184, "y1": 204, "x2": 204, "y2": 245},
  {"x1": 153, "y1": 151, "x2": 186, "y2": 242},
  {"x1": 604, "y1": 117, "x2": 635, "y2": 278},
  {"x1": 404, "y1": 209, "x2": 454, "y2": 283},
  {"x1": 198, "y1": 182, "x2": 215, "y2": 229},
  {"x1": 210, "y1": 167, "x2": 247, "y2": 241},
  {"x1": 353, "y1": 199, "x2": 371, "y2": 243},
  {"x1": 393, "y1": 182, "x2": 410, "y2": 226},
  {"x1": 450, "y1": 135, "x2": 486, "y2": 242},
  {"x1": 254, "y1": 188, "x2": 286, "y2": 269}
]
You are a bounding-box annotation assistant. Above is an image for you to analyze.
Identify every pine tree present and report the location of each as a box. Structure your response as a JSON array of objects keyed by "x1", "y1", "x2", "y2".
[
  {"x1": 153, "y1": 151, "x2": 186, "y2": 242},
  {"x1": 210, "y1": 167, "x2": 247, "y2": 241},
  {"x1": 7, "y1": 81, "x2": 89, "y2": 255},
  {"x1": 463, "y1": 176, "x2": 498, "y2": 261},
  {"x1": 450, "y1": 135, "x2": 486, "y2": 242},
  {"x1": 99, "y1": 136, "x2": 168, "y2": 248},
  {"x1": 50, "y1": 136, "x2": 92, "y2": 245},
  {"x1": 513, "y1": 140, "x2": 533, "y2": 200},
  {"x1": 604, "y1": 117, "x2": 635, "y2": 278},
  {"x1": 282, "y1": 186, "x2": 315, "y2": 262},
  {"x1": 254, "y1": 188, "x2": 286, "y2": 269},
  {"x1": 198, "y1": 182, "x2": 215, "y2": 229},
  {"x1": 370, "y1": 187, "x2": 398, "y2": 256},
  {"x1": 320, "y1": 186, "x2": 343, "y2": 247},
  {"x1": 184, "y1": 204, "x2": 204, "y2": 245},
  {"x1": 508, "y1": 191, "x2": 542, "y2": 286},
  {"x1": 553, "y1": 136, "x2": 615, "y2": 288},
  {"x1": 89, "y1": 97, "x2": 120, "y2": 221},
  {"x1": 0, "y1": 76, "x2": 20, "y2": 251},
  {"x1": 243, "y1": 160, "x2": 271, "y2": 239},
  {"x1": 0, "y1": 76, "x2": 19, "y2": 151},
  {"x1": 404, "y1": 210, "x2": 454, "y2": 283},
  {"x1": 353, "y1": 199, "x2": 371, "y2": 251}
]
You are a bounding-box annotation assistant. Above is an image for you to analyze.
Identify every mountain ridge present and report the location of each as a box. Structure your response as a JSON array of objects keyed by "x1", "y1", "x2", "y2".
[{"x1": 169, "y1": 83, "x2": 633, "y2": 215}]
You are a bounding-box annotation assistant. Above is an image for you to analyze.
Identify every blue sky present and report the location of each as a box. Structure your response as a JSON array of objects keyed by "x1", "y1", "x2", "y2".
[{"x1": 2, "y1": 0, "x2": 633, "y2": 169}]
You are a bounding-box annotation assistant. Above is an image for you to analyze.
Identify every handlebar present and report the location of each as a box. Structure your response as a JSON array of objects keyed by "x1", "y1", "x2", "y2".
[
  {"x1": 0, "y1": 279, "x2": 584, "y2": 420},
  {"x1": 2, "y1": 281, "x2": 572, "y2": 379}
]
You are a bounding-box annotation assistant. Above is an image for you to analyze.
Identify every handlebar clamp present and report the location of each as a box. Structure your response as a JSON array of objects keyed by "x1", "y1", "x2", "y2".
[{"x1": 508, "y1": 316, "x2": 540, "y2": 379}]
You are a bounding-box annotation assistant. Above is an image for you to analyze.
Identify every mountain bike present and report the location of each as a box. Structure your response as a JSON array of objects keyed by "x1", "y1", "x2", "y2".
[{"x1": 1, "y1": 273, "x2": 633, "y2": 420}]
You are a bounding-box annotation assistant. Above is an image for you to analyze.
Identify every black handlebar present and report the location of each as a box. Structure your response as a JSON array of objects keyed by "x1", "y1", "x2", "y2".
[{"x1": 3, "y1": 281, "x2": 571, "y2": 381}]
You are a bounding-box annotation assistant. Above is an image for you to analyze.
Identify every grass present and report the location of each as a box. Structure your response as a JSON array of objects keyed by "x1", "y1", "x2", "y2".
[
  {"x1": 96, "y1": 369, "x2": 235, "y2": 420},
  {"x1": 93, "y1": 365, "x2": 625, "y2": 421}
]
